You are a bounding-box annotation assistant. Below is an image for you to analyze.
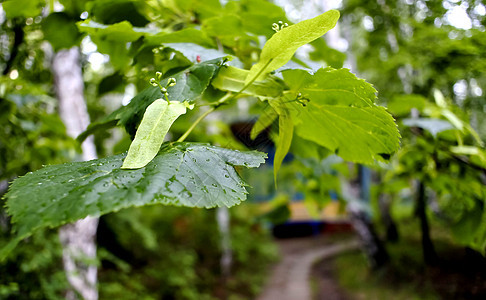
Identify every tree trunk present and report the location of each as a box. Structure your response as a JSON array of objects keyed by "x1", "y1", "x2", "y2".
[
  {"x1": 342, "y1": 167, "x2": 389, "y2": 269},
  {"x1": 378, "y1": 194, "x2": 399, "y2": 242},
  {"x1": 217, "y1": 206, "x2": 232, "y2": 278},
  {"x1": 415, "y1": 181, "x2": 438, "y2": 265},
  {"x1": 348, "y1": 203, "x2": 389, "y2": 269},
  {"x1": 52, "y1": 47, "x2": 99, "y2": 300}
]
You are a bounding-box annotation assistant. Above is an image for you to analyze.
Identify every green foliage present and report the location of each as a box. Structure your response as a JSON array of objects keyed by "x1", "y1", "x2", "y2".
[
  {"x1": 77, "y1": 20, "x2": 151, "y2": 69},
  {"x1": 282, "y1": 68, "x2": 400, "y2": 163},
  {"x1": 2, "y1": 0, "x2": 42, "y2": 18},
  {"x1": 41, "y1": 13, "x2": 82, "y2": 51},
  {"x1": 2, "y1": 0, "x2": 403, "y2": 274},
  {"x1": 96, "y1": 205, "x2": 277, "y2": 299},
  {"x1": 90, "y1": 0, "x2": 150, "y2": 27},
  {"x1": 0, "y1": 96, "x2": 75, "y2": 180},
  {"x1": 2, "y1": 143, "x2": 265, "y2": 259},
  {"x1": 387, "y1": 94, "x2": 426, "y2": 117},
  {"x1": 0, "y1": 228, "x2": 68, "y2": 300}
]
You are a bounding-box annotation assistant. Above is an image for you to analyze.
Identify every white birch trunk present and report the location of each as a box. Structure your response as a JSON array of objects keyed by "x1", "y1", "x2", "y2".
[
  {"x1": 52, "y1": 47, "x2": 99, "y2": 300},
  {"x1": 216, "y1": 206, "x2": 232, "y2": 277}
]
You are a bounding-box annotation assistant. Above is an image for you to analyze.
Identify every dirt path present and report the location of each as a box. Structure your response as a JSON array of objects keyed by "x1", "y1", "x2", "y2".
[{"x1": 257, "y1": 236, "x2": 359, "y2": 300}]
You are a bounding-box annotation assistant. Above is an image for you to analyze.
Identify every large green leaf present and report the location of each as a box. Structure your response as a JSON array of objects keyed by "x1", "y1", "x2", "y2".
[
  {"x1": 283, "y1": 68, "x2": 400, "y2": 163},
  {"x1": 122, "y1": 100, "x2": 189, "y2": 169},
  {"x1": 78, "y1": 58, "x2": 225, "y2": 140},
  {"x1": 1, "y1": 143, "x2": 266, "y2": 260},
  {"x1": 246, "y1": 10, "x2": 340, "y2": 82}
]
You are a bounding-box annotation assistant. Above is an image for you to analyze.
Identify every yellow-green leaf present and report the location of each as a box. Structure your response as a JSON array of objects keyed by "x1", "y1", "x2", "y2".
[
  {"x1": 122, "y1": 100, "x2": 187, "y2": 169},
  {"x1": 246, "y1": 9, "x2": 340, "y2": 83},
  {"x1": 212, "y1": 65, "x2": 284, "y2": 97},
  {"x1": 270, "y1": 99, "x2": 294, "y2": 184}
]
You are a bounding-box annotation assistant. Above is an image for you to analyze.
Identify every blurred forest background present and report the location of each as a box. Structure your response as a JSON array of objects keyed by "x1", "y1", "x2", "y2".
[{"x1": 1, "y1": 0, "x2": 485, "y2": 299}]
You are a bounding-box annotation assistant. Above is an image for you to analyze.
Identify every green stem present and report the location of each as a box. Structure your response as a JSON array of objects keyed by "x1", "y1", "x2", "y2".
[
  {"x1": 234, "y1": 58, "x2": 273, "y2": 98},
  {"x1": 177, "y1": 93, "x2": 232, "y2": 142},
  {"x1": 177, "y1": 59, "x2": 273, "y2": 142},
  {"x1": 177, "y1": 107, "x2": 215, "y2": 142}
]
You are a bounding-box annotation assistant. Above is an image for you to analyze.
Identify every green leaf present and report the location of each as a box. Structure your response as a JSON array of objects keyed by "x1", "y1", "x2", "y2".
[
  {"x1": 77, "y1": 20, "x2": 153, "y2": 69},
  {"x1": 2, "y1": 143, "x2": 266, "y2": 260},
  {"x1": 250, "y1": 105, "x2": 278, "y2": 140},
  {"x1": 122, "y1": 100, "x2": 189, "y2": 169},
  {"x1": 78, "y1": 58, "x2": 225, "y2": 141},
  {"x1": 283, "y1": 68, "x2": 400, "y2": 163},
  {"x1": 269, "y1": 99, "x2": 293, "y2": 183},
  {"x1": 246, "y1": 10, "x2": 340, "y2": 82},
  {"x1": 296, "y1": 67, "x2": 377, "y2": 106},
  {"x1": 90, "y1": 0, "x2": 150, "y2": 27},
  {"x1": 2, "y1": 0, "x2": 42, "y2": 18},
  {"x1": 239, "y1": 0, "x2": 288, "y2": 36},
  {"x1": 309, "y1": 38, "x2": 346, "y2": 69},
  {"x1": 212, "y1": 66, "x2": 284, "y2": 97},
  {"x1": 223, "y1": 0, "x2": 288, "y2": 37},
  {"x1": 98, "y1": 72, "x2": 125, "y2": 95},
  {"x1": 145, "y1": 28, "x2": 215, "y2": 48},
  {"x1": 450, "y1": 203, "x2": 484, "y2": 247},
  {"x1": 41, "y1": 13, "x2": 82, "y2": 51},
  {"x1": 77, "y1": 20, "x2": 151, "y2": 42},
  {"x1": 202, "y1": 14, "x2": 245, "y2": 39},
  {"x1": 388, "y1": 94, "x2": 426, "y2": 116}
]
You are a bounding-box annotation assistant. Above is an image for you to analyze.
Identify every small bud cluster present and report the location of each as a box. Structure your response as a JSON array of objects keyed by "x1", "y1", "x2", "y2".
[
  {"x1": 296, "y1": 93, "x2": 310, "y2": 107},
  {"x1": 152, "y1": 46, "x2": 164, "y2": 54},
  {"x1": 272, "y1": 21, "x2": 289, "y2": 33},
  {"x1": 149, "y1": 71, "x2": 177, "y2": 102}
]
